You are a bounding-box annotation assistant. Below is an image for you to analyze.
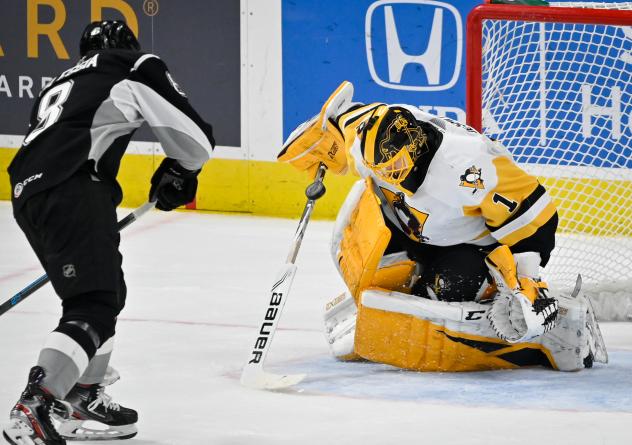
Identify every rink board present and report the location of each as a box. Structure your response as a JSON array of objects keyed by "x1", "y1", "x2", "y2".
[
  {"x1": 0, "y1": 147, "x2": 359, "y2": 219},
  {"x1": 1, "y1": 146, "x2": 630, "y2": 234}
]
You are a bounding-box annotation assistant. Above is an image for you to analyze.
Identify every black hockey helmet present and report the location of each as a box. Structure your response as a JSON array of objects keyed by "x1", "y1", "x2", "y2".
[{"x1": 79, "y1": 20, "x2": 140, "y2": 57}]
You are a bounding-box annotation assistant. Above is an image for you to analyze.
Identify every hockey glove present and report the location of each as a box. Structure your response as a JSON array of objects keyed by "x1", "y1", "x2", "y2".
[
  {"x1": 149, "y1": 158, "x2": 200, "y2": 211},
  {"x1": 485, "y1": 246, "x2": 558, "y2": 343},
  {"x1": 277, "y1": 81, "x2": 354, "y2": 177}
]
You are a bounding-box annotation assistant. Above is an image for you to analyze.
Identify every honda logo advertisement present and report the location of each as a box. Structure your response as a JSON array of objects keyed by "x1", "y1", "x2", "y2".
[
  {"x1": 365, "y1": 0, "x2": 463, "y2": 91},
  {"x1": 282, "y1": 0, "x2": 476, "y2": 139}
]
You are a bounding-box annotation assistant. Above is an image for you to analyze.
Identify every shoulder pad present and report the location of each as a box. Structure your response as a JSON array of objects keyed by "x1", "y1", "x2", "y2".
[{"x1": 130, "y1": 53, "x2": 164, "y2": 72}]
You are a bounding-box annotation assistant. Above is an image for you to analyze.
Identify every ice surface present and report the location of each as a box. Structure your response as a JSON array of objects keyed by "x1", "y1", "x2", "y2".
[{"x1": 1, "y1": 202, "x2": 631, "y2": 445}]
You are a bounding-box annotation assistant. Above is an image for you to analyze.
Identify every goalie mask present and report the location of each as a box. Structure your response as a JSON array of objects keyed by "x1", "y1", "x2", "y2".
[
  {"x1": 79, "y1": 21, "x2": 140, "y2": 57},
  {"x1": 360, "y1": 106, "x2": 430, "y2": 189}
]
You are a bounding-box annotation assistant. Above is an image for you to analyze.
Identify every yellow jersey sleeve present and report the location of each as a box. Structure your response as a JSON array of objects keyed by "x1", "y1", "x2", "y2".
[{"x1": 468, "y1": 156, "x2": 558, "y2": 264}]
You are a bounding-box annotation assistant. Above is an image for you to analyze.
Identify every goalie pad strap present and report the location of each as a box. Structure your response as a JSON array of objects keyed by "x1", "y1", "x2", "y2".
[{"x1": 361, "y1": 289, "x2": 489, "y2": 324}]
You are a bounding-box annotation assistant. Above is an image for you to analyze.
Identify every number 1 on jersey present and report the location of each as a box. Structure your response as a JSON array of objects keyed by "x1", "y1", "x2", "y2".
[
  {"x1": 492, "y1": 193, "x2": 518, "y2": 213},
  {"x1": 23, "y1": 80, "x2": 74, "y2": 146}
]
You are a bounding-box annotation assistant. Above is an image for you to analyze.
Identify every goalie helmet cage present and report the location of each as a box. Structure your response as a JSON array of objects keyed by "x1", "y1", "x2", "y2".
[{"x1": 466, "y1": 1, "x2": 632, "y2": 320}]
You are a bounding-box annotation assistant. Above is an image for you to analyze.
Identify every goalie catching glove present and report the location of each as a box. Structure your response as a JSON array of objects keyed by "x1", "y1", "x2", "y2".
[
  {"x1": 485, "y1": 245, "x2": 558, "y2": 343},
  {"x1": 149, "y1": 158, "x2": 200, "y2": 211},
  {"x1": 278, "y1": 81, "x2": 354, "y2": 177}
]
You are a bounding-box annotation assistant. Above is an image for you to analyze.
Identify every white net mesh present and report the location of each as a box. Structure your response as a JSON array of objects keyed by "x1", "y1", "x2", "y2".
[{"x1": 479, "y1": 2, "x2": 632, "y2": 319}]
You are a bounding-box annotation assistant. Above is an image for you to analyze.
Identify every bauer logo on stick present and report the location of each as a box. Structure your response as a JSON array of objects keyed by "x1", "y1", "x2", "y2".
[{"x1": 248, "y1": 274, "x2": 287, "y2": 364}]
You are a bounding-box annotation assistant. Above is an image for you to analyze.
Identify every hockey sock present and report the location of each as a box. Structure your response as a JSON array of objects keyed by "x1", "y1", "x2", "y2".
[
  {"x1": 78, "y1": 337, "x2": 115, "y2": 385},
  {"x1": 37, "y1": 321, "x2": 100, "y2": 398}
]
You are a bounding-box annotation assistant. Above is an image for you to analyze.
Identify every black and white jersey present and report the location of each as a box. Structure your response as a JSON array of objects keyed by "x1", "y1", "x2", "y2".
[{"x1": 8, "y1": 49, "x2": 215, "y2": 209}]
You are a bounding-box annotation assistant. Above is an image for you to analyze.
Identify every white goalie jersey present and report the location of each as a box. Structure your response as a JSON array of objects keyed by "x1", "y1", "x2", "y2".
[{"x1": 339, "y1": 104, "x2": 558, "y2": 263}]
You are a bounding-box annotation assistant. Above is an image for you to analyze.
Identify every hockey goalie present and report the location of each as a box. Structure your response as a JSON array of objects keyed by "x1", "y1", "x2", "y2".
[{"x1": 278, "y1": 81, "x2": 608, "y2": 372}]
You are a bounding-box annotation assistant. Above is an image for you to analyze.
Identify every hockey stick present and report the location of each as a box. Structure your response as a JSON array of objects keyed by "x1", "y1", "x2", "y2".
[
  {"x1": 240, "y1": 164, "x2": 327, "y2": 390},
  {"x1": 0, "y1": 201, "x2": 156, "y2": 317}
]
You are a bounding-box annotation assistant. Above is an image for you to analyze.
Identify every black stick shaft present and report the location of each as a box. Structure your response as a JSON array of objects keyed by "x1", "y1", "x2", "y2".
[{"x1": 0, "y1": 201, "x2": 155, "y2": 317}]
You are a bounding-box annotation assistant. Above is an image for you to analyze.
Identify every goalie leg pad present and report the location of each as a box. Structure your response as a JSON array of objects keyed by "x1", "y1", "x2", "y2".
[
  {"x1": 324, "y1": 291, "x2": 361, "y2": 361},
  {"x1": 324, "y1": 288, "x2": 602, "y2": 372},
  {"x1": 332, "y1": 178, "x2": 398, "y2": 301},
  {"x1": 328, "y1": 287, "x2": 602, "y2": 372},
  {"x1": 331, "y1": 177, "x2": 416, "y2": 303},
  {"x1": 354, "y1": 288, "x2": 562, "y2": 372}
]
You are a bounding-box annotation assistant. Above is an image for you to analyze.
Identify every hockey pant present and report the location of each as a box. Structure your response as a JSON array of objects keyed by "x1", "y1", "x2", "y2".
[{"x1": 14, "y1": 170, "x2": 125, "y2": 397}]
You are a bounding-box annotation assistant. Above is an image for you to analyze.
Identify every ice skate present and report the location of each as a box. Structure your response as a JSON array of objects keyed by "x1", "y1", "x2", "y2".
[
  {"x1": 3, "y1": 366, "x2": 70, "y2": 445},
  {"x1": 584, "y1": 293, "x2": 609, "y2": 367},
  {"x1": 57, "y1": 383, "x2": 137, "y2": 441}
]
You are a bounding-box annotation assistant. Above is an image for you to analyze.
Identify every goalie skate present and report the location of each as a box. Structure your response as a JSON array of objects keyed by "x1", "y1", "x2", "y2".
[
  {"x1": 56, "y1": 384, "x2": 137, "y2": 441},
  {"x1": 583, "y1": 288, "x2": 608, "y2": 366},
  {"x1": 553, "y1": 275, "x2": 608, "y2": 369}
]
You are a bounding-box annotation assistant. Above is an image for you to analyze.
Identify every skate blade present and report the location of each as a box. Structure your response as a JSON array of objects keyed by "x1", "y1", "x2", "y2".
[
  {"x1": 585, "y1": 294, "x2": 609, "y2": 364},
  {"x1": 2, "y1": 420, "x2": 35, "y2": 445},
  {"x1": 58, "y1": 419, "x2": 137, "y2": 441}
]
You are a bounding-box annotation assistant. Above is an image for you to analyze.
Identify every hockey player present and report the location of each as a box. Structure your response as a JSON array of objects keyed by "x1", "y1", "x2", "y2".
[
  {"x1": 279, "y1": 81, "x2": 607, "y2": 372},
  {"x1": 3, "y1": 21, "x2": 214, "y2": 445}
]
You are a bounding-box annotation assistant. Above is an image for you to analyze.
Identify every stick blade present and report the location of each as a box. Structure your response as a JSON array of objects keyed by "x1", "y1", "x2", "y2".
[{"x1": 240, "y1": 368, "x2": 306, "y2": 390}]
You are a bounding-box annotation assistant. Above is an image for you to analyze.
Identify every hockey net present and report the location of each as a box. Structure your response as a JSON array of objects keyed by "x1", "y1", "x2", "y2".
[{"x1": 466, "y1": 1, "x2": 632, "y2": 320}]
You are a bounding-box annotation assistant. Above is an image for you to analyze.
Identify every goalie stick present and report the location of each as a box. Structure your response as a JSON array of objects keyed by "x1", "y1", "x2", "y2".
[
  {"x1": 240, "y1": 164, "x2": 327, "y2": 390},
  {"x1": 0, "y1": 200, "x2": 156, "y2": 318}
]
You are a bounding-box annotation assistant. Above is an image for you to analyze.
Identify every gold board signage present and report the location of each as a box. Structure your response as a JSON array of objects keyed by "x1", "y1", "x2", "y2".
[{"x1": 0, "y1": 0, "x2": 240, "y2": 146}]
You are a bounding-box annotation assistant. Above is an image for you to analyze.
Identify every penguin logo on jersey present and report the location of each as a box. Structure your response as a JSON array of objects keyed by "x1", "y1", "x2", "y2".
[{"x1": 459, "y1": 166, "x2": 484, "y2": 193}]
